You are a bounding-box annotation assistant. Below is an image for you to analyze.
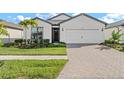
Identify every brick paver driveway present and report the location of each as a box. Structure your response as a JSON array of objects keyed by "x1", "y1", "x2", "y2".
[{"x1": 58, "y1": 44, "x2": 124, "y2": 79}]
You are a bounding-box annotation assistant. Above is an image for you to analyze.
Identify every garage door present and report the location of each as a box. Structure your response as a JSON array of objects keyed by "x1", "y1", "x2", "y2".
[{"x1": 65, "y1": 29, "x2": 104, "y2": 44}]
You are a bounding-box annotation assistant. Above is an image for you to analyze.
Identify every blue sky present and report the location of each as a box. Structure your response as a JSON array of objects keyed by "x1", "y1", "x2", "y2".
[{"x1": 0, "y1": 13, "x2": 123, "y2": 24}]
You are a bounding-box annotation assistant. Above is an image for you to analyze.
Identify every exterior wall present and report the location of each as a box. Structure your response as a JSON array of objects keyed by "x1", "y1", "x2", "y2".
[
  {"x1": 104, "y1": 26, "x2": 124, "y2": 43},
  {"x1": 120, "y1": 26, "x2": 124, "y2": 43},
  {"x1": 0, "y1": 28, "x2": 23, "y2": 43},
  {"x1": 50, "y1": 15, "x2": 70, "y2": 20},
  {"x1": 35, "y1": 19, "x2": 52, "y2": 43},
  {"x1": 60, "y1": 14, "x2": 105, "y2": 43},
  {"x1": 24, "y1": 25, "x2": 32, "y2": 40}
]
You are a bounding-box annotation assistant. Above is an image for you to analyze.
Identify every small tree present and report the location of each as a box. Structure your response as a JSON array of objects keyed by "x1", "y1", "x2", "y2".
[
  {"x1": 110, "y1": 27, "x2": 123, "y2": 44},
  {"x1": 0, "y1": 23, "x2": 9, "y2": 46}
]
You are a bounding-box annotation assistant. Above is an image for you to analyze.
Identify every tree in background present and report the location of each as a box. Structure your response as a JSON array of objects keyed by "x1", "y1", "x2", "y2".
[{"x1": 0, "y1": 23, "x2": 9, "y2": 46}]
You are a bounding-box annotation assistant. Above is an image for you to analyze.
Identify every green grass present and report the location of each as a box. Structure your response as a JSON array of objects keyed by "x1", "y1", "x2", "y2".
[
  {"x1": 0, "y1": 60, "x2": 67, "y2": 79},
  {"x1": 0, "y1": 47, "x2": 66, "y2": 55},
  {"x1": 105, "y1": 44, "x2": 124, "y2": 52}
]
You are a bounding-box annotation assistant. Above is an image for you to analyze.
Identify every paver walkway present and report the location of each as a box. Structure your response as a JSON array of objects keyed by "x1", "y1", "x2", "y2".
[
  {"x1": 0, "y1": 55, "x2": 67, "y2": 60},
  {"x1": 58, "y1": 44, "x2": 124, "y2": 79}
]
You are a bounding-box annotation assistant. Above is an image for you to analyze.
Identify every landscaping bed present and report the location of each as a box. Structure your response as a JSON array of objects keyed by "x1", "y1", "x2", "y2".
[
  {"x1": 104, "y1": 43, "x2": 124, "y2": 52},
  {"x1": 0, "y1": 60, "x2": 67, "y2": 79}
]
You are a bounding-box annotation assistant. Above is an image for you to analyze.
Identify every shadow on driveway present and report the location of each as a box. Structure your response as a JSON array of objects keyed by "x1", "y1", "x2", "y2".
[{"x1": 95, "y1": 45, "x2": 111, "y2": 51}]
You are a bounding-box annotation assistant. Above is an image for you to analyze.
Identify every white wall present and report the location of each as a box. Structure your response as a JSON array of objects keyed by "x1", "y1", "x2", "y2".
[
  {"x1": 0, "y1": 27, "x2": 23, "y2": 43},
  {"x1": 119, "y1": 26, "x2": 124, "y2": 43},
  {"x1": 60, "y1": 14, "x2": 105, "y2": 43},
  {"x1": 35, "y1": 19, "x2": 52, "y2": 43}
]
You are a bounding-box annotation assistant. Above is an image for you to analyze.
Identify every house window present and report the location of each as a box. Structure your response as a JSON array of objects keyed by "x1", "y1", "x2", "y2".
[
  {"x1": 38, "y1": 27, "x2": 43, "y2": 32},
  {"x1": 32, "y1": 27, "x2": 44, "y2": 33},
  {"x1": 32, "y1": 27, "x2": 37, "y2": 33},
  {"x1": 31, "y1": 27, "x2": 43, "y2": 40}
]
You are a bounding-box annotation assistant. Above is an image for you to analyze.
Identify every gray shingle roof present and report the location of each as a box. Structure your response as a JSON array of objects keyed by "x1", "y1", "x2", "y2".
[
  {"x1": 59, "y1": 13, "x2": 108, "y2": 25},
  {"x1": 0, "y1": 20, "x2": 23, "y2": 30},
  {"x1": 33, "y1": 17, "x2": 52, "y2": 24},
  {"x1": 47, "y1": 13, "x2": 71, "y2": 20},
  {"x1": 47, "y1": 20, "x2": 65, "y2": 25},
  {"x1": 105, "y1": 20, "x2": 124, "y2": 29},
  {"x1": 34, "y1": 13, "x2": 107, "y2": 25}
]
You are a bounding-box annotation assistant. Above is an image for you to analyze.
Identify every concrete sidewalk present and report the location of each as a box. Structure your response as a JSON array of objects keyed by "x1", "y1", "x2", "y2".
[{"x1": 0, "y1": 55, "x2": 67, "y2": 60}]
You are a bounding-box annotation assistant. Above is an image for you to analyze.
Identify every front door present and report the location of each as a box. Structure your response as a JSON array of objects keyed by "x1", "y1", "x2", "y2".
[{"x1": 52, "y1": 28, "x2": 59, "y2": 43}]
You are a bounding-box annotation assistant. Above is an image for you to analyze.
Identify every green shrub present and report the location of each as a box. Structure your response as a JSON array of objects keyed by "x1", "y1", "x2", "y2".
[
  {"x1": 104, "y1": 39, "x2": 112, "y2": 44},
  {"x1": 15, "y1": 39, "x2": 23, "y2": 44},
  {"x1": 27, "y1": 39, "x2": 31, "y2": 44},
  {"x1": 43, "y1": 39, "x2": 49, "y2": 47},
  {"x1": 32, "y1": 39, "x2": 38, "y2": 44},
  {"x1": 3, "y1": 42, "x2": 14, "y2": 47},
  {"x1": 0, "y1": 39, "x2": 3, "y2": 47},
  {"x1": 14, "y1": 39, "x2": 51, "y2": 49}
]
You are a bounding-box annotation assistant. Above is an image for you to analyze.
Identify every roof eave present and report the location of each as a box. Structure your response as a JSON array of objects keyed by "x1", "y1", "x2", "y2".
[
  {"x1": 82, "y1": 13, "x2": 108, "y2": 25},
  {"x1": 59, "y1": 13, "x2": 108, "y2": 25},
  {"x1": 47, "y1": 13, "x2": 72, "y2": 20},
  {"x1": 33, "y1": 17, "x2": 52, "y2": 25}
]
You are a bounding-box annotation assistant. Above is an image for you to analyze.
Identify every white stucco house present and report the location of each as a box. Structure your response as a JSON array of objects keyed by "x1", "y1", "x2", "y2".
[
  {"x1": 30, "y1": 13, "x2": 107, "y2": 44},
  {"x1": 0, "y1": 20, "x2": 23, "y2": 43},
  {"x1": 104, "y1": 20, "x2": 124, "y2": 43}
]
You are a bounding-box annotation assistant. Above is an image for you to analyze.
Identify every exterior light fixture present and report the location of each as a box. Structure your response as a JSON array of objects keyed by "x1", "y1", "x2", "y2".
[{"x1": 62, "y1": 28, "x2": 64, "y2": 31}]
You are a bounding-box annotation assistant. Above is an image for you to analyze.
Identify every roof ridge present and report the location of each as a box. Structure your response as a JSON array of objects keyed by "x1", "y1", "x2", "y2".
[
  {"x1": 105, "y1": 19, "x2": 124, "y2": 29},
  {"x1": 34, "y1": 17, "x2": 52, "y2": 24},
  {"x1": 59, "y1": 13, "x2": 107, "y2": 24},
  {"x1": 0, "y1": 19, "x2": 23, "y2": 30},
  {"x1": 47, "y1": 13, "x2": 71, "y2": 20}
]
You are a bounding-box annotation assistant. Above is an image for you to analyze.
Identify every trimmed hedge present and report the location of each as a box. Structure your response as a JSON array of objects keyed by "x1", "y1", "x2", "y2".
[{"x1": 3, "y1": 43, "x2": 14, "y2": 47}]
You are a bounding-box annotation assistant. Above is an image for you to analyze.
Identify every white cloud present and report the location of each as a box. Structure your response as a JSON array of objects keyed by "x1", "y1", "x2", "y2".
[
  {"x1": 15, "y1": 15, "x2": 31, "y2": 21},
  {"x1": 35, "y1": 13, "x2": 43, "y2": 18},
  {"x1": 99, "y1": 13, "x2": 124, "y2": 23},
  {"x1": 35, "y1": 13, "x2": 59, "y2": 19},
  {"x1": 17, "y1": 15, "x2": 24, "y2": 21},
  {"x1": 48, "y1": 13, "x2": 58, "y2": 17},
  {"x1": 25, "y1": 17, "x2": 31, "y2": 20}
]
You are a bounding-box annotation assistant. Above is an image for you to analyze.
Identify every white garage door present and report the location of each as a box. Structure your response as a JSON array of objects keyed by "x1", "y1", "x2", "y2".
[{"x1": 65, "y1": 29, "x2": 104, "y2": 44}]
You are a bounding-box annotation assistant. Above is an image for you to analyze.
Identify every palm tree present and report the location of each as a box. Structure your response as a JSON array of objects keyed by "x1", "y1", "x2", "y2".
[
  {"x1": 19, "y1": 20, "x2": 29, "y2": 44},
  {"x1": 27, "y1": 19, "x2": 37, "y2": 40},
  {"x1": 0, "y1": 23, "x2": 9, "y2": 36},
  {"x1": 28, "y1": 19, "x2": 37, "y2": 27},
  {"x1": 19, "y1": 19, "x2": 37, "y2": 44},
  {"x1": 0, "y1": 23, "x2": 9, "y2": 46}
]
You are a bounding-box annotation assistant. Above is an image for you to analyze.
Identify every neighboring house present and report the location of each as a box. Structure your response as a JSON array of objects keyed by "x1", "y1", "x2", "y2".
[
  {"x1": 31, "y1": 13, "x2": 107, "y2": 44},
  {"x1": 104, "y1": 20, "x2": 124, "y2": 43},
  {"x1": 0, "y1": 20, "x2": 23, "y2": 43}
]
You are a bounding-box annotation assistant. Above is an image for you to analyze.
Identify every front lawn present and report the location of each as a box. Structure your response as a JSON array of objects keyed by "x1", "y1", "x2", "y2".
[
  {"x1": 0, "y1": 60, "x2": 67, "y2": 79},
  {"x1": 0, "y1": 47, "x2": 66, "y2": 55}
]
